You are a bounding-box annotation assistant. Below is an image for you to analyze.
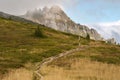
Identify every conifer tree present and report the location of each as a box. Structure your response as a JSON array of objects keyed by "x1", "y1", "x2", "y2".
[{"x1": 34, "y1": 26, "x2": 44, "y2": 38}]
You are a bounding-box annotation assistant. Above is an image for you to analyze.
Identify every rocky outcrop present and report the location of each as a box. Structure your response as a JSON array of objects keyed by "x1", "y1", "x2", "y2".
[
  {"x1": 22, "y1": 6, "x2": 103, "y2": 40},
  {"x1": 106, "y1": 38, "x2": 116, "y2": 44}
]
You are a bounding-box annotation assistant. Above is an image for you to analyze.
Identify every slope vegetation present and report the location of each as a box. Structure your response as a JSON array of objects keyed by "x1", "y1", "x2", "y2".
[
  {"x1": 1, "y1": 16, "x2": 120, "y2": 80},
  {"x1": 41, "y1": 42, "x2": 120, "y2": 80},
  {"x1": 0, "y1": 17, "x2": 82, "y2": 77}
]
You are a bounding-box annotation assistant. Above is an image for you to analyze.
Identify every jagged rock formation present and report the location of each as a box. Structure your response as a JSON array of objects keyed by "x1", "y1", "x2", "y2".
[
  {"x1": 22, "y1": 6, "x2": 103, "y2": 40},
  {"x1": 106, "y1": 38, "x2": 116, "y2": 44}
]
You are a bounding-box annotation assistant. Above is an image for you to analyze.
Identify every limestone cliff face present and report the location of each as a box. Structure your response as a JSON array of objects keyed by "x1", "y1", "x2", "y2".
[
  {"x1": 106, "y1": 38, "x2": 116, "y2": 44},
  {"x1": 22, "y1": 6, "x2": 103, "y2": 40}
]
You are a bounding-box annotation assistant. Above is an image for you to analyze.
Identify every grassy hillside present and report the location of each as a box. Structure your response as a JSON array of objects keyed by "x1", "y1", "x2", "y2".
[
  {"x1": 41, "y1": 42, "x2": 120, "y2": 80},
  {"x1": 0, "y1": 17, "x2": 82, "y2": 76},
  {"x1": 1, "y1": 16, "x2": 120, "y2": 80}
]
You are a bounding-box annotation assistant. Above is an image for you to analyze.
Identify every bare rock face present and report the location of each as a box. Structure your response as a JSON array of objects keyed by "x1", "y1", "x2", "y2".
[
  {"x1": 106, "y1": 38, "x2": 116, "y2": 44},
  {"x1": 22, "y1": 6, "x2": 103, "y2": 40}
]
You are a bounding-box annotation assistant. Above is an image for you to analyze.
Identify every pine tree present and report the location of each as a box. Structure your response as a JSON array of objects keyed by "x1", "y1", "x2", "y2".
[
  {"x1": 34, "y1": 26, "x2": 44, "y2": 38},
  {"x1": 86, "y1": 33, "x2": 90, "y2": 41},
  {"x1": 86, "y1": 33, "x2": 90, "y2": 44}
]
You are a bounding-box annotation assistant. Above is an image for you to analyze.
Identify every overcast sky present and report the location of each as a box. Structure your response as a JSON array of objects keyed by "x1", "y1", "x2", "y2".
[
  {"x1": 0, "y1": 0, "x2": 120, "y2": 23},
  {"x1": 0, "y1": 0, "x2": 73, "y2": 15},
  {"x1": 0, "y1": 0, "x2": 120, "y2": 43}
]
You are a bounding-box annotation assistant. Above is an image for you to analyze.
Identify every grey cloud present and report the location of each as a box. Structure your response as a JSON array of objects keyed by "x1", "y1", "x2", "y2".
[
  {"x1": 0, "y1": 0, "x2": 80, "y2": 15},
  {"x1": 0, "y1": 0, "x2": 118, "y2": 16},
  {"x1": 87, "y1": 21, "x2": 120, "y2": 43},
  {"x1": 112, "y1": 31, "x2": 120, "y2": 43}
]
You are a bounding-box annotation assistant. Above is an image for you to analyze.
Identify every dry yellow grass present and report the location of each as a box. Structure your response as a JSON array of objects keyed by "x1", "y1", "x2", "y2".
[
  {"x1": 41, "y1": 58, "x2": 120, "y2": 80},
  {"x1": 2, "y1": 68, "x2": 33, "y2": 80}
]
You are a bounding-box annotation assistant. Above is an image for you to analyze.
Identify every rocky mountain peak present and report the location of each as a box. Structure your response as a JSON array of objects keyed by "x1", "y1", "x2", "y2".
[
  {"x1": 22, "y1": 6, "x2": 103, "y2": 41},
  {"x1": 50, "y1": 5, "x2": 62, "y2": 12},
  {"x1": 42, "y1": 5, "x2": 63, "y2": 14},
  {"x1": 42, "y1": 6, "x2": 49, "y2": 13}
]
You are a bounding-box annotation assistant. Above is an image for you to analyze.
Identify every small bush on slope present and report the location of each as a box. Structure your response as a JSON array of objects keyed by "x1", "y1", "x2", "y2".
[
  {"x1": 0, "y1": 17, "x2": 83, "y2": 75},
  {"x1": 34, "y1": 26, "x2": 44, "y2": 38}
]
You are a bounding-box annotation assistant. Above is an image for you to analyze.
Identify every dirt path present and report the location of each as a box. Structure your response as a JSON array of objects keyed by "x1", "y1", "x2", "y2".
[{"x1": 34, "y1": 47, "x2": 85, "y2": 80}]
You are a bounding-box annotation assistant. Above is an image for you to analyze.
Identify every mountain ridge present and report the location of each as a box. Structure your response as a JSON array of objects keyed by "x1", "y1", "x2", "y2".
[
  {"x1": 22, "y1": 6, "x2": 103, "y2": 40},
  {"x1": 0, "y1": 11, "x2": 37, "y2": 25}
]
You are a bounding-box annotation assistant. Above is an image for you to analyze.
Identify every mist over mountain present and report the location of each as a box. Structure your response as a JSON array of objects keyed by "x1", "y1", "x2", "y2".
[
  {"x1": 22, "y1": 6, "x2": 103, "y2": 41},
  {"x1": 0, "y1": 11, "x2": 37, "y2": 25},
  {"x1": 87, "y1": 21, "x2": 120, "y2": 43}
]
